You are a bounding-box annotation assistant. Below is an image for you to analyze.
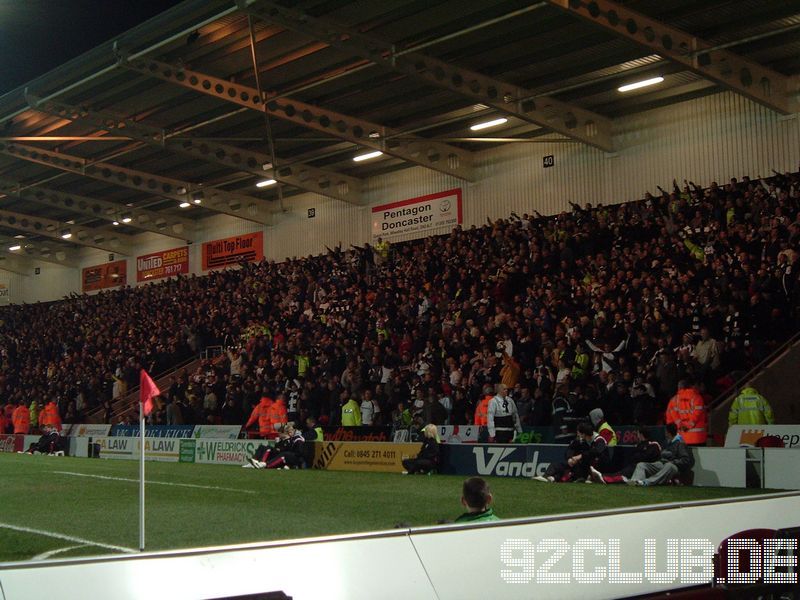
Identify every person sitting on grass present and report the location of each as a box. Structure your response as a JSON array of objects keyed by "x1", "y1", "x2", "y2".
[
  {"x1": 627, "y1": 422, "x2": 695, "y2": 486},
  {"x1": 533, "y1": 421, "x2": 608, "y2": 483},
  {"x1": 589, "y1": 426, "x2": 662, "y2": 484},
  {"x1": 455, "y1": 477, "x2": 500, "y2": 523},
  {"x1": 246, "y1": 423, "x2": 305, "y2": 469},
  {"x1": 22, "y1": 425, "x2": 65, "y2": 456},
  {"x1": 402, "y1": 423, "x2": 440, "y2": 474}
]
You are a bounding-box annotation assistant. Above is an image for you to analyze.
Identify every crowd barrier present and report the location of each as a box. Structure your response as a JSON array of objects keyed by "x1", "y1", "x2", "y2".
[
  {"x1": 436, "y1": 424, "x2": 666, "y2": 445},
  {"x1": 0, "y1": 492, "x2": 797, "y2": 600},
  {"x1": 62, "y1": 424, "x2": 243, "y2": 439},
  {"x1": 3, "y1": 432, "x2": 798, "y2": 489}
]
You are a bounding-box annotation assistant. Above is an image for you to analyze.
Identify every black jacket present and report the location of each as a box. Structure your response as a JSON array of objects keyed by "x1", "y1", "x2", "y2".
[
  {"x1": 417, "y1": 438, "x2": 440, "y2": 463},
  {"x1": 661, "y1": 435, "x2": 694, "y2": 472}
]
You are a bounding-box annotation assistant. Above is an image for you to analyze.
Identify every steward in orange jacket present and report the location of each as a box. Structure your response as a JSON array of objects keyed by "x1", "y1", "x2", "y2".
[
  {"x1": 474, "y1": 393, "x2": 492, "y2": 427},
  {"x1": 665, "y1": 381, "x2": 707, "y2": 445},
  {"x1": 246, "y1": 396, "x2": 274, "y2": 437},
  {"x1": 12, "y1": 403, "x2": 30, "y2": 434},
  {"x1": 267, "y1": 396, "x2": 288, "y2": 431},
  {"x1": 39, "y1": 401, "x2": 62, "y2": 433}
]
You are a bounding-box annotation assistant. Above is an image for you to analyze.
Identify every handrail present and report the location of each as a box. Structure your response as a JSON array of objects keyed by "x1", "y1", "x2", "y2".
[
  {"x1": 84, "y1": 352, "x2": 205, "y2": 423},
  {"x1": 709, "y1": 328, "x2": 800, "y2": 411}
]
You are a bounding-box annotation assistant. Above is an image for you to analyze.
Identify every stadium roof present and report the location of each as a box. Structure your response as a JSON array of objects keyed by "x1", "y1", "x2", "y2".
[{"x1": 0, "y1": 0, "x2": 798, "y2": 263}]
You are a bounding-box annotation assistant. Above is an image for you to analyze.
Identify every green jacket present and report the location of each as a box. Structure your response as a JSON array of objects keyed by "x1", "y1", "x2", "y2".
[
  {"x1": 455, "y1": 507, "x2": 499, "y2": 523},
  {"x1": 341, "y1": 399, "x2": 362, "y2": 426},
  {"x1": 572, "y1": 351, "x2": 589, "y2": 379},
  {"x1": 729, "y1": 387, "x2": 774, "y2": 426},
  {"x1": 684, "y1": 239, "x2": 705, "y2": 261}
]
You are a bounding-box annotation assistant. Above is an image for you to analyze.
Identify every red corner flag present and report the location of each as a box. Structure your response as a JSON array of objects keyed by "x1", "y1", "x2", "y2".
[{"x1": 139, "y1": 369, "x2": 160, "y2": 417}]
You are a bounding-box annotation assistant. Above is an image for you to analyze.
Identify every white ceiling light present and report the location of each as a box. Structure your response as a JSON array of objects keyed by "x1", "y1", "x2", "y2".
[
  {"x1": 179, "y1": 202, "x2": 191, "y2": 208},
  {"x1": 353, "y1": 151, "x2": 383, "y2": 162},
  {"x1": 256, "y1": 179, "x2": 277, "y2": 188},
  {"x1": 121, "y1": 214, "x2": 132, "y2": 223},
  {"x1": 193, "y1": 198, "x2": 202, "y2": 204},
  {"x1": 470, "y1": 117, "x2": 508, "y2": 131},
  {"x1": 61, "y1": 230, "x2": 72, "y2": 239},
  {"x1": 8, "y1": 245, "x2": 21, "y2": 251},
  {"x1": 112, "y1": 220, "x2": 120, "y2": 226},
  {"x1": 618, "y1": 76, "x2": 664, "y2": 92}
]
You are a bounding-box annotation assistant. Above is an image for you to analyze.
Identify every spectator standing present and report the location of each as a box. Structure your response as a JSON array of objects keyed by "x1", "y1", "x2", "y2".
[
  {"x1": 589, "y1": 408, "x2": 618, "y2": 447},
  {"x1": 39, "y1": 399, "x2": 62, "y2": 433},
  {"x1": 360, "y1": 389, "x2": 379, "y2": 426},
  {"x1": 245, "y1": 395, "x2": 274, "y2": 438},
  {"x1": 341, "y1": 394, "x2": 362, "y2": 427},
  {"x1": 487, "y1": 383, "x2": 522, "y2": 443},
  {"x1": 666, "y1": 380, "x2": 707, "y2": 445},
  {"x1": 728, "y1": 386, "x2": 774, "y2": 426}
]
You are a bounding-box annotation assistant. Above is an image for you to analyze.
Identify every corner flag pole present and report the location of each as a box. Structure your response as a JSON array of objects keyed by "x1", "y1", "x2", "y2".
[
  {"x1": 139, "y1": 397, "x2": 146, "y2": 551},
  {"x1": 138, "y1": 368, "x2": 159, "y2": 552}
]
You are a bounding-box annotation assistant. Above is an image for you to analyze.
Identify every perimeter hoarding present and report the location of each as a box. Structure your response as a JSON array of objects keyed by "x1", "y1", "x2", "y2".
[
  {"x1": 93, "y1": 436, "x2": 180, "y2": 461},
  {"x1": 136, "y1": 246, "x2": 189, "y2": 282},
  {"x1": 82, "y1": 259, "x2": 127, "y2": 292},
  {"x1": 202, "y1": 231, "x2": 263, "y2": 270},
  {"x1": 312, "y1": 441, "x2": 421, "y2": 473},
  {"x1": 725, "y1": 424, "x2": 800, "y2": 448},
  {"x1": 371, "y1": 188, "x2": 462, "y2": 242}
]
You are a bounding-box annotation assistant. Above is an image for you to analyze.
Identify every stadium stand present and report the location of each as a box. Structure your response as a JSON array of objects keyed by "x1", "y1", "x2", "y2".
[{"x1": 0, "y1": 170, "x2": 798, "y2": 431}]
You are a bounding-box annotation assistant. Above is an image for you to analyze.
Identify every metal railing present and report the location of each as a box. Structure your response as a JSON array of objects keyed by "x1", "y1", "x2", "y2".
[
  {"x1": 83, "y1": 353, "x2": 206, "y2": 424},
  {"x1": 709, "y1": 329, "x2": 800, "y2": 412}
]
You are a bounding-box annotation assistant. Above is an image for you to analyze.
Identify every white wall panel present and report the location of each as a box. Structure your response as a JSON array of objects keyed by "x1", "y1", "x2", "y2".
[
  {"x1": 15, "y1": 91, "x2": 800, "y2": 304},
  {"x1": 23, "y1": 263, "x2": 79, "y2": 303}
]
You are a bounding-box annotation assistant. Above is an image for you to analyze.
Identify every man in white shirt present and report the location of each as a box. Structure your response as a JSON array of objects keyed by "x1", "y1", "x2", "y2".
[
  {"x1": 487, "y1": 383, "x2": 522, "y2": 444},
  {"x1": 360, "y1": 389, "x2": 379, "y2": 426}
]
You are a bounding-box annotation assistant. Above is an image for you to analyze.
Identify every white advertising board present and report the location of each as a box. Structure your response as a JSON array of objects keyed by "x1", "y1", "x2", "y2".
[
  {"x1": 94, "y1": 436, "x2": 180, "y2": 462},
  {"x1": 690, "y1": 447, "x2": 747, "y2": 488},
  {"x1": 0, "y1": 493, "x2": 797, "y2": 600},
  {"x1": 191, "y1": 425, "x2": 242, "y2": 440},
  {"x1": 764, "y1": 448, "x2": 800, "y2": 489},
  {"x1": 725, "y1": 424, "x2": 800, "y2": 448},
  {"x1": 371, "y1": 188, "x2": 462, "y2": 241}
]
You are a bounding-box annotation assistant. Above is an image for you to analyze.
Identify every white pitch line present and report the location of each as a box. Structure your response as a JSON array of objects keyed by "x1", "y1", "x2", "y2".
[
  {"x1": 0, "y1": 522, "x2": 135, "y2": 554},
  {"x1": 52, "y1": 471, "x2": 257, "y2": 495},
  {"x1": 32, "y1": 544, "x2": 89, "y2": 561}
]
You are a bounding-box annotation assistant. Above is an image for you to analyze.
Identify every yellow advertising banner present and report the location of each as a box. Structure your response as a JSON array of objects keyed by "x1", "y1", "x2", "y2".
[{"x1": 312, "y1": 441, "x2": 422, "y2": 473}]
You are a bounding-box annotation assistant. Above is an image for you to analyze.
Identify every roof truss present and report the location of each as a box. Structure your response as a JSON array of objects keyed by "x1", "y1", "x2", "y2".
[
  {"x1": 0, "y1": 208, "x2": 131, "y2": 254},
  {"x1": 28, "y1": 96, "x2": 364, "y2": 205},
  {"x1": 0, "y1": 141, "x2": 274, "y2": 226},
  {"x1": 546, "y1": 0, "x2": 797, "y2": 114},
  {"x1": 116, "y1": 53, "x2": 476, "y2": 181},
  {"x1": 239, "y1": 0, "x2": 614, "y2": 151},
  {"x1": 0, "y1": 177, "x2": 195, "y2": 242}
]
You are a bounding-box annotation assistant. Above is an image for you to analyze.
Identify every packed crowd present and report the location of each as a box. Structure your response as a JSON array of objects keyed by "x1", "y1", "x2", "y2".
[{"x1": 1, "y1": 169, "x2": 798, "y2": 432}]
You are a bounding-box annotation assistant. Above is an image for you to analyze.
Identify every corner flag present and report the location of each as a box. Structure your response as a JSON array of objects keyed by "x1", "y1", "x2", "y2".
[{"x1": 139, "y1": 369, "x2": 160, "y2": 417}]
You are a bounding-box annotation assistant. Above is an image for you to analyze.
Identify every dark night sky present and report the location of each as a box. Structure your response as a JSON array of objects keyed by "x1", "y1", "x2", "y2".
[{"x1": 0, "y1": 0, "x2": 184, "y2": 95}]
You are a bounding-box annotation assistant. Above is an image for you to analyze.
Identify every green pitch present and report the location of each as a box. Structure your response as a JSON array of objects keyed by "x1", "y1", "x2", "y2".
[{"x1": 0, "y1": 453, "x2": 767, "y2": 563}]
